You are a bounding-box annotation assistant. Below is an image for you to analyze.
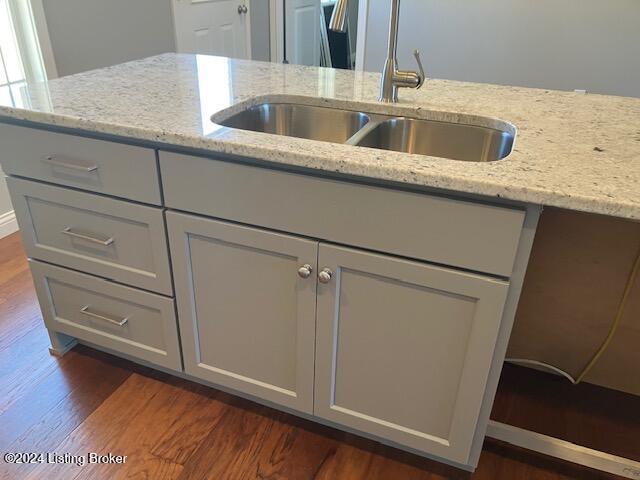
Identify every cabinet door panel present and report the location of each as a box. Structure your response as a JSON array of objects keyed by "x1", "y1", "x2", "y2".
[
  {"x1": 167, "y1": 211, "x2": 317, "y2": 413},
  {"x1": 314, "y1": 244, "x2": 509, "y2": 464}
]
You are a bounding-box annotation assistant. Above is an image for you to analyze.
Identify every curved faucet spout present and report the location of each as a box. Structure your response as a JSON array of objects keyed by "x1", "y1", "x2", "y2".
[
  {"x1": 379, "y1": 0, "x2": 425, "y2": 102},
  {"x1": 328, "y1": 0, "x2": 425, "y2": 103}
]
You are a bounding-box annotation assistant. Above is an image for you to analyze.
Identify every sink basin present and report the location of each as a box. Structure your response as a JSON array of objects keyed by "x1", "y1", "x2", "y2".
[
  {"x1": 214, "y1": 100, "x2": 515, "y2": 162},
  {"x1": 354, "y1": 117, "x2": 514, "y2": 162},
  {"x1": 217, "y1": 103, "x2": 370, "y2": 144}
]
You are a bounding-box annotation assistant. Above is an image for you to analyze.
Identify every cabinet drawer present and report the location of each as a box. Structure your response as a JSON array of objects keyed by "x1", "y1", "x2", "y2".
[
  {"x1": 0, "y1": 123, "x2": 161, "y2": 205},
  {"x1": 160, "y1": 152, "x2": 525, "y2": 277},
  {"x1": 9, "y1": 178, "x2": 172, "y2": 295},
  {"x1": 30, "y1": 261, "x2": 181, "y2": 370}
]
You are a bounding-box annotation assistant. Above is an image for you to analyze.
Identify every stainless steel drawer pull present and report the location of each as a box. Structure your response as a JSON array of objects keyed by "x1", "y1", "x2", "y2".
[
  {"x1": 41, "y1": 155, "x2": 98, "y2": 173},
  {"x1": 62, "y1": 227, "x2": 115, "y2": 246},
  {"x1": 80, "y1": 305, "x2": 129, "y2": 326}
]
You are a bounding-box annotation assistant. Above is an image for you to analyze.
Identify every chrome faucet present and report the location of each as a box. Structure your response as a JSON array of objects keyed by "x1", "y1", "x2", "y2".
[{"x1": 329, "y1": 0, "x2": 425, "y2": 103}]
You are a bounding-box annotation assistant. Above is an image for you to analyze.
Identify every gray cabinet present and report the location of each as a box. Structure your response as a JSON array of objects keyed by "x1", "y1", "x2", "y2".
[
  {"x1": 167, "y1": 211, "x2": 318, "y2": 413},
  {"x1": 167, "y1": 210, "x2": 513, "y2": 465},
  {"x1": 314, "y1": 243, "x2": 510, "y2": 464},
  {"x1": 1, "y1": 125, "x2": 537, "y2": 471}
]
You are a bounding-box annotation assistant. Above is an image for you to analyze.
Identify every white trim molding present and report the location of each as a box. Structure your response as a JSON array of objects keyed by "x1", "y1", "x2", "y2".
[
  {"x1": 8, "y1": 0, "x2": 57, "y2": 81},
  {"x1": 0, "y1": 210, "x2": 18, "y2": 239},
  {"x1": 27, "y1": 0, "x2": 57, "y2": 79},
  {"x1": 354, "y1": 0, "x2": 368, "y2": 72},
  {"x1": 487, "y1": 421, "x2": 640, "y2": 480},
  {"x1": 271, "y1": 0, "x2": 368, "y2": 67},
  {"x1": 269, "y1": 0, "x2": 283, "y2": 63}
]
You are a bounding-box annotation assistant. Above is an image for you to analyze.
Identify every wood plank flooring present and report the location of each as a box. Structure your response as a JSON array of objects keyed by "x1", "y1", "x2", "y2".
[{"x1": 0, "y1": 232, "x2": 630, "y2": 479}]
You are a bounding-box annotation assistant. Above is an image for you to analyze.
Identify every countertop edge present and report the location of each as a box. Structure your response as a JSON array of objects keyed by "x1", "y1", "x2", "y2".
[{"x1": 1, "y1": 109, "x2": 638, "y2": 222}]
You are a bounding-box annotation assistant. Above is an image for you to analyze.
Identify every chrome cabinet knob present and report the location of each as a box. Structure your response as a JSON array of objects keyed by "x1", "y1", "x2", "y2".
[
  {"x1": 238, "y1": 4, "x2": 248, "y2": 14},
  {"x1": 298, "y1": 264, "x2": 313, "y2": 279},
  {"x1": 318, "y1": 268, "x2": 333, "y2": 284}
]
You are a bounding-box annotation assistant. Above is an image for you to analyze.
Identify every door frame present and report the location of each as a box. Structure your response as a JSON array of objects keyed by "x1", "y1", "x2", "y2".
[
  {"x1": 354, "y1": 0, "x2": 368, "y2": 71},
  {"x1": 31, "y1": 0, "x2": 57, "y2": 78},
  {"x1": 269, "y1": 0, "x2": 283, "y2": 62},
  {"x1": 170, "y1": 0, "x2": 252, "y2": 59},
  {"x1": 269, "y1": 0, "x2": 368, "y2": 67},
  {"x1": 8, "y1": 0, "x2": 57, "y2": 79}
]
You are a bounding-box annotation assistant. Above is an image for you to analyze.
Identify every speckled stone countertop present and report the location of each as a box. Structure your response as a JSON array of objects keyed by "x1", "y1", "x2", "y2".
[{"x1": 1, "y1": 53, "x2": 639, "y2": 220}]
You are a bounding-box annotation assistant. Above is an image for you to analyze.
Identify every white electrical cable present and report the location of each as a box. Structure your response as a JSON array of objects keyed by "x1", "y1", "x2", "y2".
[{"x1": 504, "y1": 358, "x2": 578, "y2": 384}]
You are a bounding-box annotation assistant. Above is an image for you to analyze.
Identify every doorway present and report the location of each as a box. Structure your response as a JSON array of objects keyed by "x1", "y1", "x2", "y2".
[{"x1": 172, "y1": 0, "x2": 252, "y2": 59}]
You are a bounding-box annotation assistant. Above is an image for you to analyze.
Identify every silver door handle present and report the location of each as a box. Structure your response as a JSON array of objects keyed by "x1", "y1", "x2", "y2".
[
  {"x1": 80, "y1": 305, "x2": 129, "y2": 326},
  {"x1": 41, "y1": 155, "x2": 98, "y2": 173},
  {"x1": 62, "y1": 227, "x2": 115, "y2": 246},
  {"x1": 238, "y1": 4, "x2": 247, "y2": 14}
]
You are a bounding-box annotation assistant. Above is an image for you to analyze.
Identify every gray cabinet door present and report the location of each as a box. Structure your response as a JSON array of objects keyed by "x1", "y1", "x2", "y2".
[
  {"x1": 167, "y1": 211, "x2": 318, "y2": 413},
  {"x1": 314, "y1": 244, "x2": 510, "y2": 465}
]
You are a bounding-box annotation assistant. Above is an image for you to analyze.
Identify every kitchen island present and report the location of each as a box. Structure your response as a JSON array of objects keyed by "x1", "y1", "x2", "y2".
[{"x1": 0, "y1": 54, "x2": 638, "y2": 474}]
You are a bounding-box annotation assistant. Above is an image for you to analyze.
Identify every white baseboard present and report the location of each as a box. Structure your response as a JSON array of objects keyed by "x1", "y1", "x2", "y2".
[{"x1": 0, "y1": 211, "x2": 18, "y2": 239}]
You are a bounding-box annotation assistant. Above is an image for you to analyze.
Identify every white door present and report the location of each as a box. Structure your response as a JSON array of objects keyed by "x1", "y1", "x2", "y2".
[
  {"x1": 285, "y1": 0, "x2": 320, "y2": 65},
  {"x1": 172, "y1": 0, "x2": 251, "y2": 59}
]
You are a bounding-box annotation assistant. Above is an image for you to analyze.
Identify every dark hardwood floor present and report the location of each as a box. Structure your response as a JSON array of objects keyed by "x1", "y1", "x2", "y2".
[{"x1": 0, "y1": 232, "x2": 630, "y2": 479}]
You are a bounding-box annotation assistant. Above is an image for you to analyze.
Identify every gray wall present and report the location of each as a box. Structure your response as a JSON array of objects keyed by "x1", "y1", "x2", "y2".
[
  {"x1": 250, "y1": 0, "x2": 270, "y2": 61},
  {"x1": 42, "y1": 0, "x2": 176, "y2": 77},
  {"x1": 364, "y1": 0, "x2": 640, "y2": 97}
]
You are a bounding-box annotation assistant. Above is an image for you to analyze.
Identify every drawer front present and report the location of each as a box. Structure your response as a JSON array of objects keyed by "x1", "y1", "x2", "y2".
[
  {"x1": 0, "y1": 123, "x2": 161, "y2": 205},
  {"x1": 9, "y1": 178, "x2": 172, "y2": 295},
  {"x1": 30, "y1": 260, "x2": 181, "y2": 370},
  {"x1": 160, "y1": 152, "x2": 526, "y2": 277}
]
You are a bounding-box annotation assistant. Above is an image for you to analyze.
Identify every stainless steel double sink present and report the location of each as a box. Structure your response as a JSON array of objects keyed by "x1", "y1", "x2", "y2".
[{"x1": 214, "y1": 102, "x2": 515, "y2": 163}]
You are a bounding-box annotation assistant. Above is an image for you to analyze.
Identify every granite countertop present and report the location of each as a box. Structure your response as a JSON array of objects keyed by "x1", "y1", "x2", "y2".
[{"x1": 1, "y1": 53, "x2": 639, "y2": 220}]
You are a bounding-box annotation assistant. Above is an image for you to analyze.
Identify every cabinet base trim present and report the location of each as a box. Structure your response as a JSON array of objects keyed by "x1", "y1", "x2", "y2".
[
  {"x1": 487, "y1": 420, "x2": 640, "y2": 479},
  {"x1": 67, "y1": 338, "x2": 477, "y2": 473},
  {"x1": 48, "y1": 333, "x2": 78, "y2": 357}
]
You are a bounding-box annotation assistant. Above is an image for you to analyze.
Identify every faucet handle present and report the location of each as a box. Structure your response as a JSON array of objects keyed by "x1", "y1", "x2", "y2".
[{"x1": 413, "y1": 50, "x2": 426, "y2": 88}]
